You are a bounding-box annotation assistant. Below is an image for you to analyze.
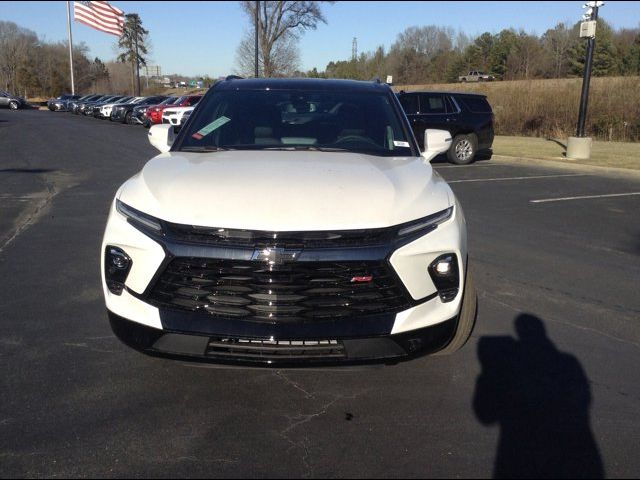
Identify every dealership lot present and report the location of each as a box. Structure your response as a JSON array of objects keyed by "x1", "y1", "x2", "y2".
[{"x1": 1, "y1": 110, "x2": 639, "y2": 477}]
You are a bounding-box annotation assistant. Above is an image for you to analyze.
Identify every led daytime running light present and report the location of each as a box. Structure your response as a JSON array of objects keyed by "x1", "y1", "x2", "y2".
[
  {"x1": 116, "y1": 200, "x2": 162, "y2": 232},
  {"x1": 397, "y1": 207, "x2": 453, "y2": 237}
]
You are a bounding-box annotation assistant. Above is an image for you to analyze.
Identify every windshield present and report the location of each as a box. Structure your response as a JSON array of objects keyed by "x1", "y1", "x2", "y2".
[{"x1": 177, "y1": 89, "x2": 414, "y2": 157}]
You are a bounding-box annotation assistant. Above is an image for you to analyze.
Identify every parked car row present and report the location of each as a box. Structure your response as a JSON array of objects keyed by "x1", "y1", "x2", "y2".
[
  {"x1": 44, "y1": 87, "x2": 493, "y2": 164},
  {"x1": 47, "y1": 92, "x2": 203, "y2": 127}
]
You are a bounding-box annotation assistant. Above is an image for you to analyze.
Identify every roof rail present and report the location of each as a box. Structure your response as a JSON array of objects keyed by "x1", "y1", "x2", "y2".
[{"x1": 225, "y1": 75, "x2": 244, "y2": 81}]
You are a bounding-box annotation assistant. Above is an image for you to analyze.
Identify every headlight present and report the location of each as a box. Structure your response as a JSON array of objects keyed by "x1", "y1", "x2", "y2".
[
  {"x1": 116, "y1": 199, "x2": 162, "y2": 233},
  {"x1": 397, "y1": 207, "x2": 453, "y2": 237}
]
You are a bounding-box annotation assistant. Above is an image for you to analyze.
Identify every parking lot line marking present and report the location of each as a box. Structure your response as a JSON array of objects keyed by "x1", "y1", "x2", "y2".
[
  {"x1": 447, "y1": 174, "x2": 588, "y2": 183},
  {"x1": 530, "y1": 192, "x2": 640, "y2": 204},
  {"x1": 434, "y1": 164, "x2": 503, "y2": 169}
]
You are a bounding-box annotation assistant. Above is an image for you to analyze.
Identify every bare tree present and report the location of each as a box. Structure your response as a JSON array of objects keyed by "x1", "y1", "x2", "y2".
[
  {"x1": 236, "y1": 1, "x2": 332, "y2": 77},
  {"x1": 542, "y1": 23, "x2": 575, "y2": 78},
  {"x1": 0, "y1": 21, "x2": 37, "y2": 92},
  {"x1": 387, "y1": 25, "x2": 455, "y2": 84},
  {"x1": 392, "y1": 25, "x2": 454, "y2": 61},
  {"x1": 236, "y1": 29, "x2": 300, "y2": 77}
]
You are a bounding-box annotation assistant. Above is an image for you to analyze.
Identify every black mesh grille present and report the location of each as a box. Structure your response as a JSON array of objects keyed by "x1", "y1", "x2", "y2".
[
  {"x1": 148, "y1": 258, "x2": 412, "y2": 323},
  {"x1": 206, "y1": 337, "x2": 345, "y2": 360}
]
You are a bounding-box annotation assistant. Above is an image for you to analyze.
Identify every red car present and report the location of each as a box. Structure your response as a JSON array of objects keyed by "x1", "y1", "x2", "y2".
[{"x1": 146, "y1": 95, "x2": 202, "y2": 127}]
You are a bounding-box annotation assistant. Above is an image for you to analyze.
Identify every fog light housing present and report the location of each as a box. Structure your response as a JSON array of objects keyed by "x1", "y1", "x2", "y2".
[
  {"x1": 428, "y1": 254, "x2": 459, "y2": 303},
  {"x1": 104, "y1": 246, "x2": 132, "y2": 295}
]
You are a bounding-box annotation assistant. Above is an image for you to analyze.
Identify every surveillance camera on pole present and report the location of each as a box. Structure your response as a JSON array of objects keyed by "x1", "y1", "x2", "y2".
[{"x1": 567, "y1": 1, "x2": 603, "y2": 160}]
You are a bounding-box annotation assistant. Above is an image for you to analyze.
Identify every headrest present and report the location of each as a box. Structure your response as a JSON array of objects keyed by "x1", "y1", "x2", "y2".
[{"x1": 254, "y1": 126, "x2": 273, "y2": 138}]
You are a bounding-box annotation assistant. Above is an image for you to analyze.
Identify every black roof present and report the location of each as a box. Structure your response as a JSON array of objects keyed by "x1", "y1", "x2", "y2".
[
  {"x1": 216, "y1": 77, "x2": 391, "y2": 93},
  {"x1": 397, "y1": 90, "x2": 487, "y2": 98}
]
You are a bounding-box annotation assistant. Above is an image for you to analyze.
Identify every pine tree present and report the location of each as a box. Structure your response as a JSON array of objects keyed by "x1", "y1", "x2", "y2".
[
  {"x1": 568, "y1": 19, "x2": 620, "y2": 77},
  {"x1": 117, "y1": 14, "x2": 148, "y2": 95}
]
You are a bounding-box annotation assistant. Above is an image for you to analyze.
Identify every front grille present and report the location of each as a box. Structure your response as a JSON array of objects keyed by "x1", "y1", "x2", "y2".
[
  {"x1": 164, "y1": 222, "x2": 398, "y2": 249},
  {"x1": 206, "y1": 337, "x2": 345, "y2": 360},
  {"x1": 148, "y1": 258, "x2": 412, "y2": 323}
]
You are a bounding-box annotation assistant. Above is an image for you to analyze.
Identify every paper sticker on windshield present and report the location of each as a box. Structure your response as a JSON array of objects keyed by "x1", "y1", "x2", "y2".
[
  {"x1": 393, "y1": 140, "x2": 410, "y2": 147},
  {"x1": 192, "y1": 116, "x2": 231, "y2": 140}
]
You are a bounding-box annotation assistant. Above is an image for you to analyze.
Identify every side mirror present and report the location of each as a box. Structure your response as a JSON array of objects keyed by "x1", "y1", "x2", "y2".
[
  {"x1": 148, "y1": 124, "x2": 175, "y2": 153},
  {"x1": 422, "y1": 129, "x2": 452, "y2": 163}
]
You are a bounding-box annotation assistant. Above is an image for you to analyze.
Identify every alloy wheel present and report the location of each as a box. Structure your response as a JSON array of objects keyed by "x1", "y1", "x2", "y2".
[{"x1": 455, "y1": 139, "x2": 473, "y2": 162}]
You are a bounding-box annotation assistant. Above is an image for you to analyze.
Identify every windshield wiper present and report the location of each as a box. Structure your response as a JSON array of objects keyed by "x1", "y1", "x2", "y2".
[
  {"x1": 260, "y1": 146, "x2": 352, "y2": 152},
  {"x1": 180, "y1": 146, "x2": 236, "y2": 152}
]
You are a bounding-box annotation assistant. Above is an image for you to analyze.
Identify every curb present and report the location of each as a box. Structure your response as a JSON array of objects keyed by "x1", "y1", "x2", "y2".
[{"x1": 491, "y1": 154, "x2": 640, "y2": 179}]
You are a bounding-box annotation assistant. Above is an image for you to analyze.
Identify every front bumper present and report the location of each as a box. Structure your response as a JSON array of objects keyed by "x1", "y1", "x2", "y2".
[
  {"x1": 110, "y1": 109, "x2": 127, "y2": 122},
  {"x1": 102, "y1": 198, "x2": 467, "y2": 366},
  {"x1": 108, "y1": 310, "x2": 458, "y2": 366},
  {"x1": 130, "y1": 111, "x2": 145, "y2": 124}
]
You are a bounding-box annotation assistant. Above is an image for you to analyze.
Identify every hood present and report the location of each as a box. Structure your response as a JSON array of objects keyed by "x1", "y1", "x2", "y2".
[{"x1": 119, "y1": 151, "x2": 453, "y2": 232}]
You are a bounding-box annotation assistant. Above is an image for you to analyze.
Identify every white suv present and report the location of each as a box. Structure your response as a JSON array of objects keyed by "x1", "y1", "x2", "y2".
[
  {"x1": 162, "y1": 106, "x2": 195, "y2": 126},
  {"x1": 101, "y1": 78, "x2": 476, "y2": 366}
]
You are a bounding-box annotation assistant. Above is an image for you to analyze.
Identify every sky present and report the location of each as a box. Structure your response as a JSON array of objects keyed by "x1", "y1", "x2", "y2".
[{"x1": 1, "y1": 1, "x2": 639, "y2": 78}]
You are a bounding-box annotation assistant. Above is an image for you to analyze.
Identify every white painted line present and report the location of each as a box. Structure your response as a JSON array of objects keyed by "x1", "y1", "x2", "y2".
[
  {"x1": 530, "y1": 192, "x2": 640, "y2": 204},
  {"x1": 448, "y1": 174, "x2": 588, "y2": 183},
  {"x1": 434, "y1": 164, "x2": 503, "y2": 169}
]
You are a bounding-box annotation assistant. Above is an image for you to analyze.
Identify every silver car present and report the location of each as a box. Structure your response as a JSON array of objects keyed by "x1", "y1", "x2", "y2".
[{"x1": 0, "y1": 91, "x2": 28, "y2": 110}]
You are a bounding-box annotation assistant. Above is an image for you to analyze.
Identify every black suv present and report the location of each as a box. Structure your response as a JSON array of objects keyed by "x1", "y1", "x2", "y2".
[{"x1": 397, "y1": 91, "x2": 494, "y2": 164}]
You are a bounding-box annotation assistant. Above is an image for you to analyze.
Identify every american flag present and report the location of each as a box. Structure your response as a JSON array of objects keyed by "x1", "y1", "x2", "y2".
[{"x1": 74, "y1": 1, "x2": 125, "y2": 37}]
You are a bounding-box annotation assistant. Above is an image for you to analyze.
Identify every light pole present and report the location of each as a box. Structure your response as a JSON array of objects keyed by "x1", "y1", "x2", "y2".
[
  {"x1": 567, "y1": 1, "x2": 604, "y2": 160},
  {"x1": 66, "y1": 1, "x2": 75, "y2": 94}
]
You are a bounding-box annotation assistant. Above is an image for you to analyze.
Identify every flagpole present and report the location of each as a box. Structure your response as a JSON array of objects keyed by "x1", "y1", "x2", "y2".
[{"x1": 66, "y1": 1, "x2": 75, "y2": 94}]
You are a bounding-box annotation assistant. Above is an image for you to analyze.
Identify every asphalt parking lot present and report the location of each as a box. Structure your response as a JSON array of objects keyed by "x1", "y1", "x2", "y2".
[{"x1": 1, "y1": 109, "x2": 639, "y2": 478}]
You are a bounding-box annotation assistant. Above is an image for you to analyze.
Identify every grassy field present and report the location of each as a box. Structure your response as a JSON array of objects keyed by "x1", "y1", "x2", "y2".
[
  {"x1": 394, "y1": 76, "x2": 640, "y2": 143},
  {"x1": 493, "y1": 135, "x2": 640, "y2": 171}
]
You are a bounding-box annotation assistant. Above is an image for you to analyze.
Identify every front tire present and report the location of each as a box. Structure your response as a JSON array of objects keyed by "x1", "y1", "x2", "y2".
[
  {"x1": 9, "y1": 101, "x2": 19, "y2": 110},
  {"x1": 124, "y1": 111, "x2": 132, "y2": 124},
  {"x1": 434, "y1": 268, "x2": 477, "y2": 355},
  {"x1": 447, "y1": 134, "x2": 477, "y2": 165}
]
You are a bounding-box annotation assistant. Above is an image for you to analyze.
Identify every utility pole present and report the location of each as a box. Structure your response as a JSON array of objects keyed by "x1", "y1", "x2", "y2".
[
  {"x1": 566, "y1": 1, "x2": 604, "y2": 160},
  {"x1": 352, "y1": 37, "x2": 358, "y2": 61},
  {"x1": 134, "y1": 21, "x2": 141, "y2": 96},
  {"x1": 255, "y1": 0, "x2": 259, "y2": 77}
]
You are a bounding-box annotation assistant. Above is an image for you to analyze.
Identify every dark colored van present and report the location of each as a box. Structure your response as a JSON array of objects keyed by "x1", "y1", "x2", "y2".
[{"x1": 397, "y1": 91, "x2": 494, "y2": 164}]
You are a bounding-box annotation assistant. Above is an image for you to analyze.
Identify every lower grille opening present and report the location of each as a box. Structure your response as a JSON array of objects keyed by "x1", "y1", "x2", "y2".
[{"x1": 206, "y1": 337, "x2": 346, "y2": 360}]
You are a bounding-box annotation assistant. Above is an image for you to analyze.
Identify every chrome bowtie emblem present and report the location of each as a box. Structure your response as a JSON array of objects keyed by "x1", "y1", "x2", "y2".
[{"x1": 251, "y1": 247, "x2": 301, "y2": 265}]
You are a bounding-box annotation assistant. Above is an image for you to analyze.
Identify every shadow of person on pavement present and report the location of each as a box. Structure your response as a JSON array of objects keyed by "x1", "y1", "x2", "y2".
[{"x1": 473, "y1": 313, "x2": 604, "y2": 479}]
